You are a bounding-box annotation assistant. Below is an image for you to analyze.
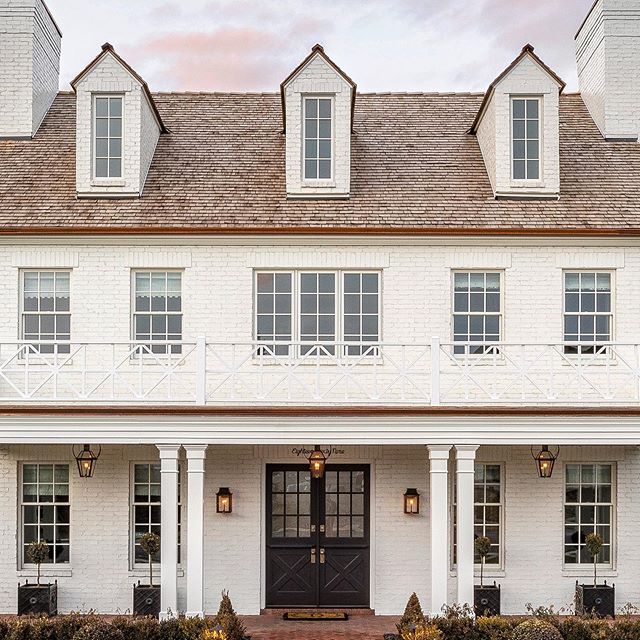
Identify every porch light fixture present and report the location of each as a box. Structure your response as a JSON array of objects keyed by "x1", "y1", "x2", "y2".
[
  {"x1": 73, "y1": 444, "x2": 101, "y2": 478},
  {"x1": 216, "y1": 487, "x2": 232, "y2": 513},
  {"x1": 531, "y1": 445, "x2": 560, "y2": 478},
  {"x1": 308, "y1": 445, "x2": 330, "y2": 480},
  {"x1": 404, "y1": 488, "x2": 420, "y2": 514}
]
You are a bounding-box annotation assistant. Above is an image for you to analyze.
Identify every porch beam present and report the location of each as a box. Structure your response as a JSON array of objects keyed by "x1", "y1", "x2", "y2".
[
  {"x1": 157, "y1": 444, "x2": 181, "y2": 620},
  {"x1": 427, "y1": 444, "x2": 452, "y2": 616},
  {"x1": 455, "y1": 445, "x2": 479, "y2": 610},
  {"x1": 185, "y1": 444, "x2": 207, "y2": 618}
]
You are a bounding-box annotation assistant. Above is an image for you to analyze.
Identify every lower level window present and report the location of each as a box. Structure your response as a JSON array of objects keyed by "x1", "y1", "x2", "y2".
[
  {"x1": 21, "y1": 463, "x2": 70, "y2": 564},
  {"x1": 564, "y1": 463, "x2": 613, "y2": 564}
]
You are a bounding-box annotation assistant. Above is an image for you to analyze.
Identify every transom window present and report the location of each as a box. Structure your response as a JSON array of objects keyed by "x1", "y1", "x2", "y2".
[
  {"x1": 453, "y1": 272, "x2": 501, "y2": 355},
  {"x1": 512, "y1": 97, "x2": 540, "y2": 180},
  {"x1": 254, "y1": 271, "x2": 380, "y2": 357},
  {"x1": 131, "y1": 463, "x2": 182, "y2": 564},
  {"x1": 563, "y1": 272, "x2": 612, "y2": 354},
  {"x1": 21, "y1": 271, "x2": 71, "y2": 355},
  {"x1": 564, "y1": 463, "x2": 613, "y2": 565},
  {"x1": 133, "y1": 271, "x2": 182, "y2": 355},
  {"x1": 304, "y1": 97, "x2": 332, "y2": 180},
  {"x1": 94, "y1": 95, "x2": 123, "y2": 178},
  {"x1": 21, "y1": 464, "x2": 70, "y2": 565}
]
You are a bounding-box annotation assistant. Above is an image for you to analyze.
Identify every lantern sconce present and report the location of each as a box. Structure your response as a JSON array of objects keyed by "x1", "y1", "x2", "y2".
[
  {"x1": 404, "y1": 488, "x2": 420, "y2": 514},
  {"x1": 216, "y1": 487, "x2": 233, "y2": 513},
  {"x1": 531, "y1": 445, "x2": 560, "y2": 478},
  {"x1": 73, "y1": 444, "x2": 101, "y2": 478},
  {"x1": 308, "y1": 445, "x2": 332, "y2": 480}
]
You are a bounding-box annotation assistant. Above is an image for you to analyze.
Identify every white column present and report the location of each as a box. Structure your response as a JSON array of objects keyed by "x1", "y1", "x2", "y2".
[
  {"x1": 455, "y1": 445, "x2": 479, "y2": 609},
  {"x1": 185, "y1": 445, "x2": 207, "y2": 618},
  {"x1": 157, "y1": 444, "x2": 180, "y2": 620},
  {"x1": 428, "y1": 445, "x2": 452, "y2": 616}
]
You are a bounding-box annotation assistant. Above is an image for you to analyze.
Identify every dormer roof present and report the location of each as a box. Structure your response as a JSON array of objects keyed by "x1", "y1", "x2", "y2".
[
  {"x1": 469, "y1": 44, "x2": 565, "y2": 134},
  {"x1": 71, "y1": 42, "x2": 167, "y2": 133},
  {"x1": 280, "y1": 44, "x2": 357, "y2": 132}
]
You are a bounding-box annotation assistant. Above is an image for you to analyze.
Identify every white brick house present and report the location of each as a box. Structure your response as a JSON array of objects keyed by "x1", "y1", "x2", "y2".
[{"x1": 1, "y1": 0, "x2": 640, "y2": 620}]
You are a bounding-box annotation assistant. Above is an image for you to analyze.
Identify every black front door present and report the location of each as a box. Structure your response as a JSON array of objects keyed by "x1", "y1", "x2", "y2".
[{"x1": 265, "y1": 464, "x2": 370, "y2": 608}]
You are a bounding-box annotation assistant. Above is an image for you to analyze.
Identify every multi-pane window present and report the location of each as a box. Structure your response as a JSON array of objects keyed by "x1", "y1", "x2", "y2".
[
  {"x1": 325, "y1": 469, "x2": 366, "y2": 539},
  {"x1": 564, "y1": 272, "x2": 612, "y2": 354},
  {"x1": 131, "y1": 463, "x2": 182, "y2": 564},
  {"x1": 21, "y1": 271, "x2": 71, "y2": 354},
  {"x1": 304, "y1": 97, "x2": 332, "y2": 180},
  {"x1": 564, "y1": 464, "x2": 613, "y2": 565},
  {"x1": 270, "y1": 469, "x2": 311, "y2": 538},
  {"x1": 94, "y1": 96, "x2": 123, "y2": 178},
  {"x1": 453, "y1": 272, "x2": 501, "y2": 354},
  {"x1": 255, "y1": 271, "x2": 380, "y2": 357},
  {"x1": 133, "y1": 271, "x2": 182, "y2": 355},
  {"x1": 453, "y1": 463, "x2": 502, "y2": 566},
  {"x1": 21, "y1": 464, "x2": 70, "y2": 565},
  {"x1": 512, "y1": 97, "x2": 540, "y2": 180}
]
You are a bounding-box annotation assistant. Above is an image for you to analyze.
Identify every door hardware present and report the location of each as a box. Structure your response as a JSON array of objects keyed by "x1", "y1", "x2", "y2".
[
  {"x1": 320, "y1": 548, "x2": 326, "y2": 564},
  {"x1": 311, "y1": 548, "x2": 317, "y2": 564}
]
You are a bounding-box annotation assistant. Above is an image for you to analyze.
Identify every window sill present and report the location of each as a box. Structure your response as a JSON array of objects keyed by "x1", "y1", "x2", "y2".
[
  {"x1": 18, "y1": 567, "x2": 72, "y2": 578},
  {"x1": 129, "y1": 567, "x2": 185, "y2": 578},
  {"x1": 450, "y1": 569, "x2": 505, "y2": 578},
  {"x1": 90, "y1": 178, "x2": 126, "y2": 187},
  {"x1": 301, "y1": 180, "x2": 336, "y2": 189},
  {"x1": 562, "y1": 568, "x2": 617, "y2": 578}
]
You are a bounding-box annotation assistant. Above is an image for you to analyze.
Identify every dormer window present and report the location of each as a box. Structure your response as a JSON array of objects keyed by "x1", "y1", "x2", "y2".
[
  {"x1": 511, "y1": 97, "x2": 540, "y2": 180},
  {"x1": 304, "y1": 97, "x2": 332, "y2": 180},
  {"x1": 94, "y1": 95, "x2": 123, "y2": 179}
]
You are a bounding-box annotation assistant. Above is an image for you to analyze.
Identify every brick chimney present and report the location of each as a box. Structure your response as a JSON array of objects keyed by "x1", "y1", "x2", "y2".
[
  {"x1": 0, "y1": 0, "x2": 61, "y2": 138},
  {"x1": 576, "y1": 0, "x2": 640, "y2": 141}
]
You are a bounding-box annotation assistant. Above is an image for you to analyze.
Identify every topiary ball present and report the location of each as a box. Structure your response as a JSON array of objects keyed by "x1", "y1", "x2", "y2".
[
  {"x1": 512, "y1": 620, "x2": 562, "y2": 640},
  {"x1": 72, "y1": 622, "x2": 125, "y2": 640}
]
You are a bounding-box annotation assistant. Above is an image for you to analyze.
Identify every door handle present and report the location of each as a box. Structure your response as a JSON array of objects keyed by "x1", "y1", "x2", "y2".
[
  {"x1": 320, "y1": 548, "x2": 326, "y2": 564},
  {"x1": 311, "y1": 548, "x2": 317, "y2": 564},
  {"x1": 319, "y1": 524, "x2": 325, "y2": 533}
]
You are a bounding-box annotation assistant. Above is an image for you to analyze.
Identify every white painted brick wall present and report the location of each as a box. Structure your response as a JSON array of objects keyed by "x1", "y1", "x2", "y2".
[
  {"x1": 284, "y1": 52, "x2": 352, "y2": 197},
  {"x1": 576, "y1": 0, "x2": 640, "y2": 140},
  {"x1": 0, "y1": 0, "x2": 60, "y2": 138},
  {"x1": 75, "y1": 51, "x2": 161, "y2": 198},
  {"x1": 0, "y1": 443, "x2": 638, "y2": 616},
  {"x1": 476, "y1": 53, "x2": 561, "y2": 197}
]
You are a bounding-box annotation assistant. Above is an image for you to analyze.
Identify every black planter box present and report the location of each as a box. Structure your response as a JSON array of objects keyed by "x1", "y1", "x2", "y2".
[
  {"x1": 18, "y1": 582, "x2": 57, "y2": 616},
  {"x1": 474, "y1": 583, "x2": 501, "y2": 617},
  {"x1": 133, "y1": 584, "x2": 161, "y2": 617},
  {"x1": 575, "y1": 581, "x2": 615, "y2": 618}
]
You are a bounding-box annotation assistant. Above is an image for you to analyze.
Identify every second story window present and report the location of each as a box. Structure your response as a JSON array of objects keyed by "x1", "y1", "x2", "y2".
[
  {"x1": 255, "y1": 271, "x2": 380, "y2": 357},
  {"x1": 564, "y1": 272, "x2": 612, "y2": 354},
  {"x1": 133, "y1": 271, "x2": 182, "y2": 355},
  {"x1": 304, "y1": 97, "x2": 332, "y2": 180},
  {"x1": 94, "y1": 95, "x2": 123, "y2": 178},
  {"x1": 512, "y1": 97, "x2": 540, "y2": 180},
  {"x1": 21, "y1": 271, "x2": 71, "y2": 355},
  {"x1": 453, "y1": 272, "x2": 501, "y2": 355}
]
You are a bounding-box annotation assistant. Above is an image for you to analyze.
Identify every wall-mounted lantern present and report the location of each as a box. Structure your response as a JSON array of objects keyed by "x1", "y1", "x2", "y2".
[
  {"x1": 308, "y1": 445, "x2": 328, "y2": 480},
  {"x1": 73, "y1": 444, "x2": 101, "y2": 478},
  {"x1": 531, "y1": 445, "x2": 560, "y2": 478},
  {"x1": 216, "y1": 487, "x2": 233, "y2": 513},
  {"x1": 404, "y1": 488, "x2": 420, "y2": 514}
]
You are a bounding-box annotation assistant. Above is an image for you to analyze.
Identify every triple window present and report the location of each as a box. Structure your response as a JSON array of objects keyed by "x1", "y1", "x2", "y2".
[
  {"x1": 254, "y1": 271, "x2": 380, "y2": 356},
  {"x1": 303, "y1": 97, "x2": 332, "y2": 180},
  {"x1": 94, "y1": 96, "x2": 123, "y2": 178},
  {"x1": 511, "y1": 97, "x2": 540, "y2": 180}
]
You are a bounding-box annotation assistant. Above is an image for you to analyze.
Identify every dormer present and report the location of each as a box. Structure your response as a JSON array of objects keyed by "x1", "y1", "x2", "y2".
[
  {"x1": 281, "y1": 44, "x2": 356, "y2": 199},
  {"x1": 470, "y1": 44, "x2": 565, "y2": 200},
  {"x1": 71, "y1": 43, "x2": 166, "y2": 199}
]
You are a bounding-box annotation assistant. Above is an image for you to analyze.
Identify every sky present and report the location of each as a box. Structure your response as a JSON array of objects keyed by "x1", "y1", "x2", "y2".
[{"x1": 47, "y1": 0, "x2": 594, "y2": 94}]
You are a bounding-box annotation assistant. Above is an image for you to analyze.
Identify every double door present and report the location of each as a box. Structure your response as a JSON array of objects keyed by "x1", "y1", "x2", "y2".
[{"x1": 265, "y1": 464, "x2": 370, "y2": 608}]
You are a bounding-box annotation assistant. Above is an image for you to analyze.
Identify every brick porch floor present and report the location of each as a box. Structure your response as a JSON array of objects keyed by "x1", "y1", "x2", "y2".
[{"x1": 241, "y1": 615, "x2": 397, "y2": 640}]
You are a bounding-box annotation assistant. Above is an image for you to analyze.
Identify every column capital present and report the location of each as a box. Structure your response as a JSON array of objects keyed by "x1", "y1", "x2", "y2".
[
  {"x1": 184, "y1": 444, "x2": 208, "y2": 459},
  {"x1": 156, "y1": 444, "x2": 181, "y2": 458},
  {"x1": 426, "y1": 444, "x2": 452, "y2": 460},
  {"x1": 454, "y1": 445, "x2": 480, "y2": 460}
]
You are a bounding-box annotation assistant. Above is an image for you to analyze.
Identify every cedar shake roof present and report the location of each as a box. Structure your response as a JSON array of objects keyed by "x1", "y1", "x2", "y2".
[{"x1": 1, "y1": 90, "x2": 640, "y2": 235}]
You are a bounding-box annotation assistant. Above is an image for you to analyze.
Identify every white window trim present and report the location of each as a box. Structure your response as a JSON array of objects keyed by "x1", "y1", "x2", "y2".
[
  {"x1": 18, "y1": 462, "x2": 71, "y2": 570},
  {"x1": 253, "y1": 269, "x2": 382, "y2": 359},
  {"x1": 301, "y1": 95, "x2": 335, "y2": 186},
  {"x1": 510, "y1": 95, "x2": 543, "y2": 185},
  {"x1": 92, "y1": 93, "x2": 124, "y2": 182},
  {"x1": 562, "y1": 461, "x2": 616, "y2": 571}
]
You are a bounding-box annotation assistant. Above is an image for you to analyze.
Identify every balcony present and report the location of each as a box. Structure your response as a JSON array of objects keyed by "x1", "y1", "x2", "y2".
[{"x1": 0, "y1": 339, "x2": 638, "y2": 408}]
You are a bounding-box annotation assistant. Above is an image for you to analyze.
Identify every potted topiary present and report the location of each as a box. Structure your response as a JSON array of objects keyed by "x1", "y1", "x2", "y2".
[
  {"x1": 393, "y1": 592, "x2": 425, "y2": 640},
  {"x1": 133, "y1": 532, "x2": 161, "y2": 617},
  {"x1": 18, "y1": 540, "x2": 57, "y2": 615},
  {"x1": 215, "y1": 590, "x2": 248, "y2": 640},
  {"x1": 575, "y1": 532, "x2": 615, "y2": 617},
  {"x1": 473, "y1": 536, "x2": 500, "y2": 616}
]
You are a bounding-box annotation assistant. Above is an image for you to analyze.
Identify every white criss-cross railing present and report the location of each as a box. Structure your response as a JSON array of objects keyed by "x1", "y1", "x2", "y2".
[{"x1": 0, "y1": 338, "x2": 638, "y2": 406}]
